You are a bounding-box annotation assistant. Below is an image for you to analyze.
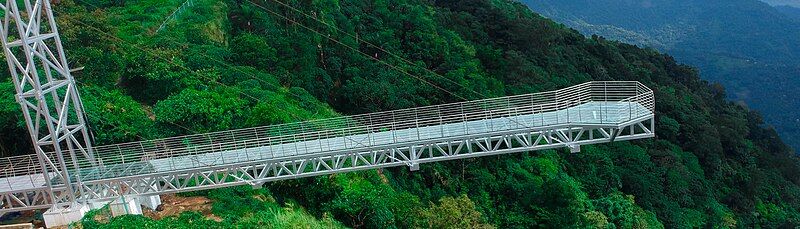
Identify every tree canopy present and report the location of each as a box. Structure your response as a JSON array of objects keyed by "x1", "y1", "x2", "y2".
[{"x1": 0, "y1": 0, "x2": 798, "y2": 227}]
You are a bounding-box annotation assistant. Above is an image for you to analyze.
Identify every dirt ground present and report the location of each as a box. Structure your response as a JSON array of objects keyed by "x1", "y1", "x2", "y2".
[
  {"x1": 0, "y1": 210, "x2": 42, "y2": 229},
  {"x1": 143, "y1": 194, "x2": 222, "y2": 222}
]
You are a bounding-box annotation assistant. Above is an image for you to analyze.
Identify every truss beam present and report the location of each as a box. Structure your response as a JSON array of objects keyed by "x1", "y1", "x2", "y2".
[
  {"x1": 73, "y1": 117, "x2": 654, "y2": 202},
  {"x1": 0, "y1": 0, "x2": 95, "y2": 209}
]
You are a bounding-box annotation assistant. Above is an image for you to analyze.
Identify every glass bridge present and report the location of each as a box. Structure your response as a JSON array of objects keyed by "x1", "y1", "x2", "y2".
[{"x1": 0, "y1": 81, "x2": 655, "y2": 213}]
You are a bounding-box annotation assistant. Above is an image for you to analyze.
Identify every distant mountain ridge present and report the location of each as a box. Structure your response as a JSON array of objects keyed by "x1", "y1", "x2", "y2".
[
  {"x1": 776, "y1": 5, "x2": 800, "y2": 22},
  {"x1": 761, "y1": 0, "x2": 800, "y2": 7},
  {"x1": 523, "y1": 0, "x2": 800, "y2": 150}
]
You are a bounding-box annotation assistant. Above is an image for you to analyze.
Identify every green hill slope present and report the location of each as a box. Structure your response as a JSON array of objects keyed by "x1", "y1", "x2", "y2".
[
  {"x1": 1, "y1": 0, "x2": 799, "y2": 227},
  {"x1": 776, "y1": 5, "x2": 800, "y2": 22},
  {"x1": 522, "y1": 0, "x2": 800, "y2": 151}
]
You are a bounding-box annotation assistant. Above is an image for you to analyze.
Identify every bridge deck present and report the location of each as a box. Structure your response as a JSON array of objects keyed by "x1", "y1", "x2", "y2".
[
  {"x1": 0, "y1": 81, "x2": 655, "y2": 213},
  {"x1": 0, "y1": 174, "x2": 47, "y2": 192},
  {"x1": 0, "y1": 101, "x2": 649, "y2": 191},
  {"x1": 147, "y1": 101, "x2": 648, "y2": 173}
]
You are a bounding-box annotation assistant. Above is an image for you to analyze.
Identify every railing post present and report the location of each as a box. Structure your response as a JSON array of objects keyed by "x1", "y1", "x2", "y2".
[
  {"x1": 414, "y1": 108, "x2": 421, "y2": 141},
  {"x1": 530, "y1": 94, "x2": 535, "y2": 127},
  {"x1": 487, "y1": 109, "x2": 493, "y2": 132},
  {"x1": 578, "y1": 100, "x2": 583, "y2": 123},
  {"x1": 268, "y1": 136, "x2": 275, "y2": 159},
  {"x1": 7, "y1": 158, "x2": 14, "y2": 189},
  {"x1": 636, "y1": 87, "x2": 641, "y2": 118},
  {"x1": 367, "y1": 114, "x2": 375, "y2": 147},
  {"x1": 506, "y1": 97, "x2": 513, "y2": 129},
  {"x1": 461, "y1": 103, "x2": 469, "y2": 135},
  {"x1": 604, "y1": 82, "x2": 608, "y2": 122},
  {"x1": 300, "y1": 123, "x2": 310, "y2": 155},
  {"x1": 317, "y1": 130, "x2": 324, "y2": 154},
  {"x1": 567, "y1": 100, "x2": 570, "y2": 123},
  {"x1": 438, "y1": 105, "x2": 444, "y2": 138},
  {"x1": 629, "y1": 98, "x2": 633, "y2": 121},
  {"x1": 555, "y1": 90, "x2": 559, "y2": 124},
  {"x1": 599, "y1": 97, "x2": 604, "y2": 124},
  {"x1": 540, "y1": 104, "x2": 544, "y2": 126},
  {"x1": 254, "y1": 128, "x2": 264, "y2": 160},
  {"x1": 342, "y1": 121, "x2": 349, "y2": 149},
  {"x1": 391, "y1": 111, "x2": 398, "y2": 144}
]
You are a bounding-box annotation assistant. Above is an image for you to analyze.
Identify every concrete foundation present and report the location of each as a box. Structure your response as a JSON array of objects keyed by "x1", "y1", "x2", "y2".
[
  {"x1": 40, "y1": 195, "x2": 163, "y2": 228},
  {"x1": 138, "y1": 195, "x2": 162, "y2": 211},
  {"x1": 109, "y1": 196, "x2": 143, "y2": 217},
  {"x1": 569, "y1": 144, "x2": 581, "y2": 153},
  {"x1": 83, "y1": 195, "x2": 162, "y2": 218},
  {"x1": 43, "y1": 204, "x2": 89, "y2": 228}
]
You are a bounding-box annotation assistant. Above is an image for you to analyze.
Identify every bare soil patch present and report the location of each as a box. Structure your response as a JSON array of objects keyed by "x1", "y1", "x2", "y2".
[{"x1": 143, "y1": 194, "x2": 222, "y2": 222}]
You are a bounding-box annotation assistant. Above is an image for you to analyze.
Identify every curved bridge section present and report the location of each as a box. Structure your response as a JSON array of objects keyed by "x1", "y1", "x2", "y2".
[{"x1": 0, "y1": 81, "x2": 655, "y2": 213}]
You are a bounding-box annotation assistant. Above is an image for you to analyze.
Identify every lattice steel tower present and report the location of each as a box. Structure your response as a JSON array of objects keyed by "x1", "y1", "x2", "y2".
[{"x1": 0, "y1": 0, "x2": 95, "y2": 209}]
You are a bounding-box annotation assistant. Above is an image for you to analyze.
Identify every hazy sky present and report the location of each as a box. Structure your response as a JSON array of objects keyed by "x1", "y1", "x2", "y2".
[{"x1": 760, "y1": 0, "x2": 800, "y2": 7}]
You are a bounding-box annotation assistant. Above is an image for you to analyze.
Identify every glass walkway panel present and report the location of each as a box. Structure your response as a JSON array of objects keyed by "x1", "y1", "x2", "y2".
[{"x1": 0, "y1": 81, "x2": 655, "y2": 213}]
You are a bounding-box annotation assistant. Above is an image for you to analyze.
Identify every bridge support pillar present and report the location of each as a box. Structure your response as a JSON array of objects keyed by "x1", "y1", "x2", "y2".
[
  {"x1": 252, "y1": 182, "x2": 265, "y2": 189},
  {"x1": 43, "y1": 204, "x2": 89, "y2": 228},
  {"x1": 109, "y1": 196, "x2": 143, "y2": 217},
  {"x1": 138, "y1": 195, "x2": 162, "y2": 211},
  {"x1": 569, "y1": 144, "x2": 581, "y2": 153},
  {"x1": 409, "y1": 163, "x2": 420, "y2": 171}
]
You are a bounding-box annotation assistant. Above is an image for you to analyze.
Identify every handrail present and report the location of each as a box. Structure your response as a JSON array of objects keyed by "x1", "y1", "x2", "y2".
[{"x1": 0, "y1": 81, "x2": 655, "y2": 189}]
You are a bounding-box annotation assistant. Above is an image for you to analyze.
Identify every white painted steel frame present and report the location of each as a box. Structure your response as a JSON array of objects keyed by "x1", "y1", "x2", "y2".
[
  {"x1": 0, "y1": 0, "x2": 95, "y2": 210},
  {"x1": 73, "y1": 81, "x2": 652, "y2": 174},
  {"x1": 76, "y1": 116, "x2": 654, "y2": 202},
  {"x1": 0, "y1": 81, "x2": 655, "y2": 213}
]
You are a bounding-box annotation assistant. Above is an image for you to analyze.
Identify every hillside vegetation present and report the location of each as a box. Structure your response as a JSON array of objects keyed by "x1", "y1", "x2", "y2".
[
  {"x1": 1, "y1": 0, "x2": 799, "y2": 228},
  {"x1": 523, "y1": 0, "x2": 800, "y2": 151}
]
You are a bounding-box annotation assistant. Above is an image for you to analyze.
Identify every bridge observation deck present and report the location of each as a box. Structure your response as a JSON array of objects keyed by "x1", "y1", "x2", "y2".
[{"x1": 0, "y1": 81, "x2": 655, "y2": 213}]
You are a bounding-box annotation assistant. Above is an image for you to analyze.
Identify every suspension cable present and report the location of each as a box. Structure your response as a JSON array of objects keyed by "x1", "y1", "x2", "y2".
[{"x1": 258, "y1": 0, "x2": 491, "y2": 99}]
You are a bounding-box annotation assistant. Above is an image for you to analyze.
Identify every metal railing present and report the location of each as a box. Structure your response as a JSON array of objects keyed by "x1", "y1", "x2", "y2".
[{"x1": 0, "y1": 81, "x2": 654, "y2": 191}]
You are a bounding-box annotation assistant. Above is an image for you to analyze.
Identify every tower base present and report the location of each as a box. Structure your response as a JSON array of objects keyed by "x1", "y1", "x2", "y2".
[
  {"x1": 43, "y1": 204, "x2": 89, "y2": 228},
  {"x1": 139, "y1": 195, "x2": 162, "y2": 211},
  {"x1": 569, "y1": 144, "x2": 581, "y2": 153},
  {"x1": 109, "y1": 196, "x2": 143, "y2": 217}
]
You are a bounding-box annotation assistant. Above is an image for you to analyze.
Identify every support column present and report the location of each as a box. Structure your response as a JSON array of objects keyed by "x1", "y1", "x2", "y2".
[
  {"x1": 109, "y1": 196, "x2": 143, "y2": 217},
  {"x1": 84, "y1": 194, "x2": 161, "y2": 217},
  {"x1": 43, "y1": 204, "x2": 89, "y2": 228},
  {"x1": 138, "y1": 195, "x2": 162, "y2": 211},
  {"x1": 568, "y1": 144, "x2": 581, "y2": 153}
]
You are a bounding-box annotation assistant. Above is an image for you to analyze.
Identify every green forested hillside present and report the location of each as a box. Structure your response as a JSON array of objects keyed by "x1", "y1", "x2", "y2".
[
  {"x1": 522, "y1": 0, "x2": 800, "y2": 151},
  {"x1": 761, "y1": 0, "x2": 800, "y2": 8},
  {"x1": 1, "y1": 0, "x2": 800, "y2": 228},
  {"x1": 776, "y1": 5, "x2": 800, "y2": 22}
]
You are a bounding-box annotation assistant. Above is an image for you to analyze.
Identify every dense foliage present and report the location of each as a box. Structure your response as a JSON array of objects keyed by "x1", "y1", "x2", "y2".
[
  {"x1": 81, "y1": 187, "x2": 347, "y2": 228},
  {"x1": 776, "y1": 5, "x2": 800, "y2": 22},
  {"x1": 0, "y1": 0, "x2": 799, "y2": 227},
  {"x1": 523, "y1": 0, "x2": 800, "y2": 151}
]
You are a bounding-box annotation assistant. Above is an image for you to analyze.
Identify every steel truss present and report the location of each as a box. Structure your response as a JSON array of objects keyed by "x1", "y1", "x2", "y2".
[
  {"x1": 0, "y1": 0, "x2": 96, "y2": 210},
  {"x1": 75, "y1": 116, "x2": 654, "y2": 201},
  {"x1": 0, "y1": 81, "x2": 656, "y2": 213},
  {"x1": 0, "y1": 186, "x2": 62, "y2": 212}
]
